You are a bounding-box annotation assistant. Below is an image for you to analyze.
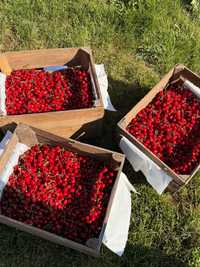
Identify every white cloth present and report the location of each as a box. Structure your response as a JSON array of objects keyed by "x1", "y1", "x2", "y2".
[
  {"x1": 0, "y1": 72, "x2": 6, "y2": 115},
  {"x1": 103, "y1": 172, "x2": 136, "y2": 256},
  {"x1": 120, "y1": 137, "x2": 172, "y2": 195},
  {"x1": 183, "y1": 80, "x2": 200, "y2": 98},
  {"x1": 95, "y1": 64, "x2": 116, "y2": 111},
  {"x1": 0, "y1": 142, "x2": 29, "y2": 199},
  {"x1": 0, "y1": 131, "x2": 12, "y2": 156}
]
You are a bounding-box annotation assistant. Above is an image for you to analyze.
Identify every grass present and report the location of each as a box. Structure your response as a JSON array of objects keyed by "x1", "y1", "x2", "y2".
[{"x1": 1, "y1": 0, "x2": 200, "y2": 266}]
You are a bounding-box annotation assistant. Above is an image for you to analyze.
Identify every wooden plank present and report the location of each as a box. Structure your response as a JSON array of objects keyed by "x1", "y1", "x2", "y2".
[
  {"x1": 0, "y1": 48, "x2": 81, "y2": 74},
  {"x1": 0, "y1": 107, "x2": 104, "y2": 139},
  {"x1": 0, "y1": 215, "x2": 100, "y2": 257}
]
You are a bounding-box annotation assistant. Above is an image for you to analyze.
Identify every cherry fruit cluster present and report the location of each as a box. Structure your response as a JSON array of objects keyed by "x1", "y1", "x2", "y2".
[
  {"x1": 5, "y1": 68, "x2": 93, "y2": 115},
  {"x1": 0, "y1": 144, "x2": 116, "y2": 243},
  {"x1": 127, "y1": 85, "x2": 200, "y2": 174}
]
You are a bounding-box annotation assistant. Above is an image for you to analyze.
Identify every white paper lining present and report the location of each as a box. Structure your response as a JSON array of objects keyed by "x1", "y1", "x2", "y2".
[
  {"x1": 95, "y1": 64, "x2": 116, "y2": 111},
  {"x1": 0, "y1": 142, "x2": 29, "y2": 199},
  {"x1": 120, "y1": 136, "x2": 172, "y2": 195},
  {"x1": 103, "y1": 172, "x2": 136, "y2": 256},
  {"x1": 0, "y1": 72, "x2": 6, "y2": 115},
  {"x1": 183, "y1": 80, "x2": 200, "y2": 99},
  {"x1": 0, "y1": 134, "x2": 134, "y2": 256}
]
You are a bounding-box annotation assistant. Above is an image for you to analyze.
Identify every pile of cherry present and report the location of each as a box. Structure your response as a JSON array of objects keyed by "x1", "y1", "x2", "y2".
[
  {"x1": 0, "y1": 144, "x2": 116, "y2": 243},
  {"x1": 126, "y1": 85, "x2": 200, "y2": 175},
  {"x1": 5, "y1": 68, "x2": 93, "y2": 115}
]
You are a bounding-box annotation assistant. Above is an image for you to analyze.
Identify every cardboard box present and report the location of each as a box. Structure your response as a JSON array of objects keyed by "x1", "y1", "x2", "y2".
[
  {"x1": 118, "y1": 64, "x2": 200, "y2": 193},
  {"x1": 0, "y1": 48, "x2": 104, "y2": 139},
  {"x1": 0, "y1": 124, "x2": 125, "y2": 256}
]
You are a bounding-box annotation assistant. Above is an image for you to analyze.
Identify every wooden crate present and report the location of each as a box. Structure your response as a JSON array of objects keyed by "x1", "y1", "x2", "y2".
[
  {"x1": 118, "y1": 64, "x2": 200, "y2": 193},
  {"x1": 0, "y1": 48, "x2": 104, "y2": 140},
  {"x1": 0, "y1": 124, "x2": 125, "y2": 257}
]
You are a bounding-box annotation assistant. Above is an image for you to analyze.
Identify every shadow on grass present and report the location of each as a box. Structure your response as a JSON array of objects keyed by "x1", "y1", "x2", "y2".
[
  {"x1": 123, "y1": 160, "x2": 147, "y2": 186},
  {"x1": 108, "y1": 77, "x2": 149, "y2": 116},
  {"x1": 181, "y1": 0, "x2": 192, "y2": 7},
  {"x1": 86, "y1": 76, "x2": 149, "y2": 149},
  {"x1": 121, "y1": 242, "x2": 187, "y2": 267},
  {"x1": 86, "y1": 76, "x2": 150, "y2": 187},
  {"x1": 0, "y1": 224, "x2": 187, "y2": 267}
]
